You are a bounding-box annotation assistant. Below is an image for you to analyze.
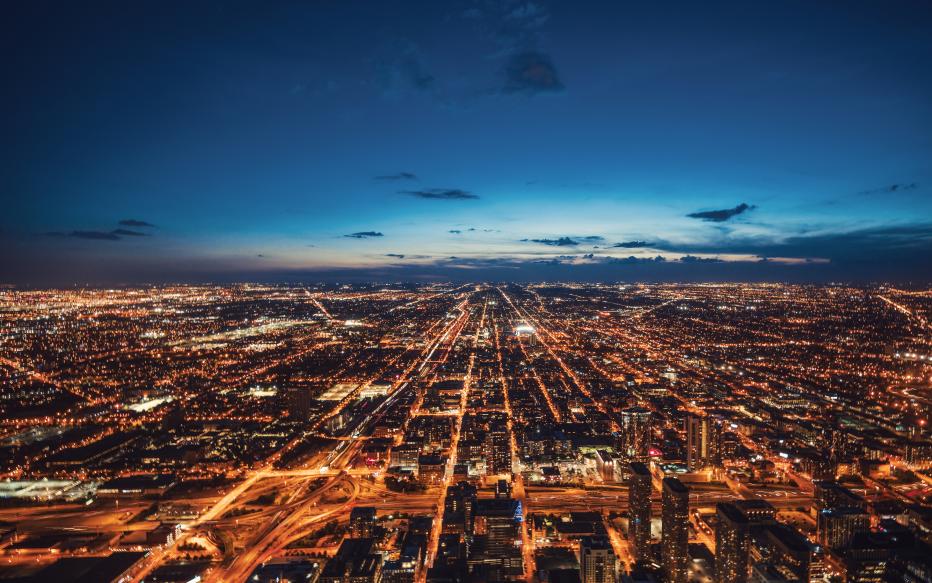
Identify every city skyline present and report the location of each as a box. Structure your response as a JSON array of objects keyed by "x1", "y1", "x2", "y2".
[
  {"x1": 4, "y1": 1, "x2": 932, "y2": 285},
  {"x1": 1, "y1": 282, "x2": 930, "y2": 582}
]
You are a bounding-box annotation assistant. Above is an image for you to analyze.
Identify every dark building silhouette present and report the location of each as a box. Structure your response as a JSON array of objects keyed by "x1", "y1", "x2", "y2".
[
  {"x1": 628, "y1": 462, "x2": 652, "y2": 562},
  {"x1": 661, "y1": 477, "x2": 689, "y2": 583},
  {"x1": 716, "y1": 502, "x2": 750, "y2": 583},
  {"x1": 580, "y1": 535, "x2": 616, "y2": 583},
  {"x1": 685, "y1": 413, "x2": 710, "y2": 471},
  {"x1": 620, "y1": 407, "x2": 652, "y2": 462}
]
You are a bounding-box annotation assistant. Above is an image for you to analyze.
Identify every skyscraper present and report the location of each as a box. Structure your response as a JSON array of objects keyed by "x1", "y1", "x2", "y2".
[
  {"x1": 628, "y1": 462, "x2": 652, "y2": 562},
  {"x1": 473, "y1": 497, "x2": 523, "y2": 574},
  {"x1": 620, "y1": 407, "x2": 652, "y2": 462},
  {"x1": 716, "y1": 503, "x2": 750, "y2": 583},
  {"x1": 287, "y1": 386, "x2": 313, "y2": 420},
  {"x1": 685, "y1": 413, "x2": 710, "y2": 471},
  {"x1": 709, "y1": 415, "x2": 726, "y2": 467},
  {"x1": 661, "y1": 477, "x2": 689, "y2": 583},
  {"x1": 579, "y1": 535, "x2": 616, "y2": 583},
  {"x1": 487, "y1": 423, "x2": 512, "y2": 475},
  {"x1": 813, "y1": 481, "x2": 869, "y2": 550}
]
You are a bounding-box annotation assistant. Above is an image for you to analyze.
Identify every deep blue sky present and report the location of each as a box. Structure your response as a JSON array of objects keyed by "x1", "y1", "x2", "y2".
[{"x1": 3, "y1": 0, "x2": 932, "y2": 285}]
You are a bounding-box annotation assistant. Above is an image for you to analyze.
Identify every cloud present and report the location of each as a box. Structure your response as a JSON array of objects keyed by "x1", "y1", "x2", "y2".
[
  {"x1": 503, "y1": 51, "x2": 564, "y2": 94},
  {"x1": 375, "y1": 172, "x2": 417, "y2": 181},
  {"x1": 386, "y1": 253, "x2": 405, "y2": 259},
  {"x1": 505, "y1": 1, "x2": 549, "y2": 27},
  {"x1": 521, "y1": 235, "x2": 602, "y2": 247},
  {"x1": 687, "y1": 203, "x2": 756, "y2": 222},
  {"x1": 613, "y1": 241, "x2": 652, "y2": 248},
  {"x1": 449, "y1": 230, "x2": 462, "y2": 234},
  {"x1": 118, "y1": 219, "x2": 155, "y2": 227},
  {"x1": 653, "y1": 222, "x2": 932, "y2": 273},
  {"x1": 679, "y1": 255, "x2": 723, "y2": 263},
  {"x1": 111, "y1": 228, "x2": 149, "y2": 237},
  {"x1": 608, "y1": 255, "x2": 668, "y2": 264},
  {"x1": 68, "y1": 230, "x2": 122, "y2": 241},
  {"x1": 401, "y1": 188, "x2": 478, "y2": 200},
  {"x1": 858, "y1": 182, "x2": 918, "y2": 195},
  {"x1": 256, "y1": 254, "x2": 266, "y2": 258},
  {"x1": 345, "y1": 231, "x2": 384, "y2": 239},
  {"x1": 522, "y1": 236, "x2": 579, "y2": 246}
]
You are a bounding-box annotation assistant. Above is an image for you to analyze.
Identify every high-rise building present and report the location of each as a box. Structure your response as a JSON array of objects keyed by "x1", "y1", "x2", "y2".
[
  {"x1": 487, "y1": 424, "x2": 512, "y2": 475},
  {"x1": 473, "y1": 497, "x2": 523, "y2": 574},
  {"x1": 445, "y1": 482, "x2": 477, "y2": 535},
  {"x1": 709, "y1": 415, "x2": 726, "y2": 467},
  {"x1": 287, "y1": 386, "x2": 313, "y2": 420},
  {"x1": 733, "y1": 499, "x2": 777, "y2": 525},
  {"x1": 579, "y1": 535, "x2": 616, "y2": 583},
  {"x1": 818, "y1": 508, "x2": 870, "y2": 550},
  {"x1": 716, "y1": 503, "x2": 750, "y2": 583},
  {"x1": 495, "y1": 479, "x2": 512, "y2": 500},
  {"x1": 350, "y1": 506, "x2": 378, "y2": 537},
  {"x1": 661, "y1": 477, "x2": 689, "y2": 583},
  {"x1": 686, "y1": 413, "x2": 711, "y2": 471},
  {"x1": 628, "y1": 462, "x2": 652, "y2": 562},
  {"x1": 620, "y1": 407, "x2": 652, "y2": 462},
  {"x1": 813, "y1": 481, "x2": 868, "y2": 550}
]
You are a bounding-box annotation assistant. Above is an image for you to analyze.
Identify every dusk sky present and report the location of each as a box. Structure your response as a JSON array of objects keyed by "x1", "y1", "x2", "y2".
[{"x1": 3, "y1": 1, "x2": 932, "y2": 285}]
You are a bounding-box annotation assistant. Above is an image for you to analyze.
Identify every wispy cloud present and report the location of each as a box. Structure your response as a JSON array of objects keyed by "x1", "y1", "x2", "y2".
[
  {"x1": 858, "y1": 182, "x2": 918, "y2": 195},
  {"x1": 386, "y1": 253, "x2": 406, "y2": 259},
  {"x1": 613, "y1": 240, "x2": 652, "y2": 248},
  {"x1": 521, "y1": 235, "x2": 603, "y2": 247},
  {"x1": 680, "y1": 255, "x2": 723, "y2": 263},
  {"x1": 118, "y1": 219, "x2": 155, "y2": 228},
  {"x1": 687, "y1": 203, "x2": 756, "y2": 222},
  {"x1": 503, "y1": 51, "x2": 564, "y2": 94},
  {"x1": 375, "y1": 172, "x2": 418, "y2": 181},
  {"x1": 345, "y1": 231, "x2": 384, "y2": 239},
  {"x1": 401, "y1": 188, "x2": 478, "y2": 200},
  {"x1": 522, "y1": 236, "x2": 579, "y2": 246}
]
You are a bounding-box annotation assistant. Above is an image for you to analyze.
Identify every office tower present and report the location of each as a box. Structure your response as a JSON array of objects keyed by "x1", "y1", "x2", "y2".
[
  {"x1": 495, "y1": 479, "x2": 512, "y2": 500},
  {"x1": 813, "y1": 481, "x2": 865, "y2": 514},
  {"x1": 661, "y1": 477, "x2": 689, "y2": 583},
  {"x1": 716, "y1": 503, "x2": 750, "y2": 583},
  {"x1": 579, "y1": 535, "x2": 616, "y2": 583},
  {"x1": 709, "y1": 415, "x2": 726, "y2": 467},
  {"x1": 445, "y1": 482, "x2": 478, "y2": 535},
  {"x1": 350, "y1": 506, "x2": 378, "y2": 537},
  {"x1": 813, "y1": 481, "x2": 868, "y2": 550},
  {"x1": 473, "y1": 497, "x2": 523, "y2": 574},
  {"x1": 733, "y1": 499, "x2": 777, "y2": 525},
  {"x1": 287, "y1": 386, "x2": 312, "y2": 420},
  {"x1": 487, "y1": 423, "x2": 512, "y2": 475},
  {"x1": 818, "y1": 508, "x2": 871, "y2": 550},
  {"x1": 751, "y1": 522, "x2": 824, "y2": 583},
  {"x1": 628, "y1": 462, "x2": 652, "y2": 562},
  {"x1": 620, "y1": 407, "x2": 652, "y2": 461},
  {"x1": 686, "y1": 413, "x2": 711, "y2": 471},
  {"x1": 320, "y1": 538, "x2": 381, "y2": 583}
]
